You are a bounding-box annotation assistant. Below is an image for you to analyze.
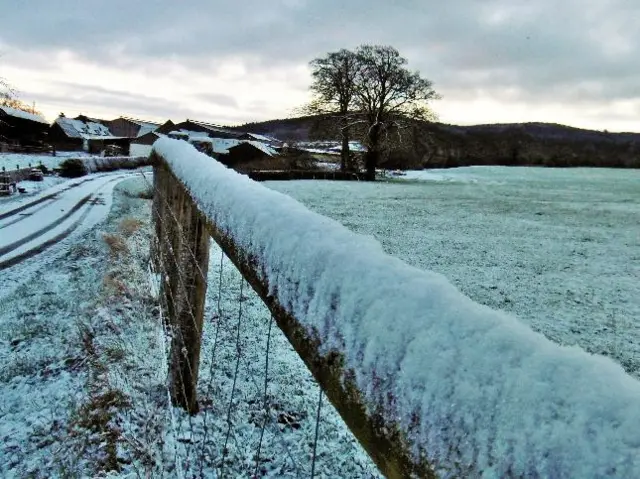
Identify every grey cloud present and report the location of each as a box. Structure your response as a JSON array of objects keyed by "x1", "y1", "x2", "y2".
[
  {"x1": 25, "y1": 81, "x2": 251, "y2": 125},
  {"x1": 2, "y1": 0, "x2": 638, "y2": 123},
  {"x1": 195, "y1": 93, "x2": 239, "y2": 108}
]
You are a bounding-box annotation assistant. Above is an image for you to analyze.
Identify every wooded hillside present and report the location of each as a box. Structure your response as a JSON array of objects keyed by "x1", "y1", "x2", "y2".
[{"x1": 232, "y1": 117, "x2": 640, "y2": 169}]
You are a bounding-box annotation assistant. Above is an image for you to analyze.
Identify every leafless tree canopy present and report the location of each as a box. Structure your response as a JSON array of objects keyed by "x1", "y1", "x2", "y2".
[
  {"x1": 0, "y1": 76, "x2": 13, "y2": 105},
  {"x1": 306, "y1": 49, "x2": 359, "y2": 171},
  {"x1": 304, "y1": 45, "x2": 440, "y2": 179}
]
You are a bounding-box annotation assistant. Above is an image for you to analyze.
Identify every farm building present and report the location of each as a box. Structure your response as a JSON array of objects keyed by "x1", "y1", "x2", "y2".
[
  {"x1": 0, "y1": 105, "x2": 49, "y2": 149},
  {"x1": 237, "y1": 132, "x2": 283, "y2": 147},
  {"x1": 189, "y1": 137, "x2": 242, "y2": 158},
  {"x1": 219, "y1": 141, "x2": 279, "y2": 170},
  {"x1": 107, "y1": 117, "x2": 161, "y2": 138},
  {"x1": 130, "y1": 131, "x2": 165, "y2": 157},
  {"x1": 160, "y1": 119, "x2": 241, "y2": 139},
  {"x1": 49, "y1": 115, "x2": 129, "y2": 153},
  {"x1": 155, "y1": 119, "x2": 176, "y2": 135}
]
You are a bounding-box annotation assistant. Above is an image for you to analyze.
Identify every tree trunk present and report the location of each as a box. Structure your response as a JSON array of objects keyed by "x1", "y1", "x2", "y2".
[
  {"x1": 341, "y1": 134, "x2": 349, "y2": 172},
  {"x1": 364, "y1": 124, "x2": 380, "y2": 181}
]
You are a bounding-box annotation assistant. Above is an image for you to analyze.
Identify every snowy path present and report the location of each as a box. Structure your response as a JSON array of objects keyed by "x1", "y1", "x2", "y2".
[{"x1": 0, "y1": 172, "x2": 135, "y2": 270}]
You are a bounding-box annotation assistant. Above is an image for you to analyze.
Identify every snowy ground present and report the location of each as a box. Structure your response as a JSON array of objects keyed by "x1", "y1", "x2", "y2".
[
  {"x1": 0, "y1": 151, "x2": 93, "y2": 172},
  {"x1": 0, "y1": 176, "x2": 380, "y2": 477},
  {"x1": 0, "y1": 176, "x2": 145, "y2": 477},
  {"x1": 0, "y1": 172, "x2": 140, "y2": 290},
  {"x1": 2, "y1": 164, "x2": 638, "y2": 477},
  {"x1": 267, "y1": 166, "x2": 640, "y2": 380}
]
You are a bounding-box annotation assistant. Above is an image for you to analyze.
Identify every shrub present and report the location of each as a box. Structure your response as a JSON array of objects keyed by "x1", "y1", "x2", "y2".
[{"x1": 59, "y1": 158, "x2": 88, "y2": 178}]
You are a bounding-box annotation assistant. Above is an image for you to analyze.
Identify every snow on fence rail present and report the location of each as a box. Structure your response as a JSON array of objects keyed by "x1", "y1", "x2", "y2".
[{"x1": 151, "y1": 137, "x2": 640, "y2": 478}]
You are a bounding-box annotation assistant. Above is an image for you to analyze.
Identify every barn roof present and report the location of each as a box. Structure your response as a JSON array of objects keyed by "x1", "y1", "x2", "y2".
[
  {"x1": 136, "y1": 124, "x2": 160, "y2": 137},
  {"x1": 0, "y1": 105, "x2": 48, "y2": 124},
  {"x1": 187, "y1": 120, "x2": 241, "y2": 137},
  {"x1": 229, "y1": 140, "x2": 278, "y2": 157},
  {"x1": 55, "y1": 117, "x2": 124, "y2": 140},
  {"x1": 131, "y1": 131, "x2": 165, "y2": 143},
  {"x1": 191, "y1": 137, "x2": 243, "y2": 154},
  {"x1": 117, "y1": 116, "x2": 162, "y2": 137},
  {"x1": 240, "y1": 132, "x2": 281, "y2": 144},
  {"x1": 120, "y1": 116, "x2": 161, "y2": 127},
  {"x1": 167, "y1": 129, "x2": 277, "y2": 156}
]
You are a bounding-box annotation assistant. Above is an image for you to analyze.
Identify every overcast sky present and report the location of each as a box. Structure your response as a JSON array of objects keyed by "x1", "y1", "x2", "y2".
[{"x1": 1, "y1": 0, "x2": 638, "y2": 131}]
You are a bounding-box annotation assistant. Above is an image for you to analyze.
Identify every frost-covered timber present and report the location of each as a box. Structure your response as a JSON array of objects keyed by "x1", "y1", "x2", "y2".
[{"x1": 153, "y1": 137, "x2": 640, "y2": 478}]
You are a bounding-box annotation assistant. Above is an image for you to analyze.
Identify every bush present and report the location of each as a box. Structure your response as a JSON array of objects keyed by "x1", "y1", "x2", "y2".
[
  {"x1": 37, "y1": 163, "x2": 49, "y2": 174},
  {"x1": 59, "y1": 158, "x2": 88, "y2": 178}
]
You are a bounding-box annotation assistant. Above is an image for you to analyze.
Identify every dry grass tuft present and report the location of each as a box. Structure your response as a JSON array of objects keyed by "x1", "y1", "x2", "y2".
[
  {"x1": 103, "y1": 233, "x2": 129, "y2": 257},
  {"x1": 103, "y1": 273, "x2": 130, "y2": 297},
  {"x1": 118, "y1": 218, "x2": 143, "y2": 237}
]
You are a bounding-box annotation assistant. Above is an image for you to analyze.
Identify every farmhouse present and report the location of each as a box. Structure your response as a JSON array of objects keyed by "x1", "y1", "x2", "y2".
[
  {"x1": 49, "y1": 115, "x2": 129, "y2": 153},
  {"x1": 0, "y1": 105, "x2": 49, "y2": 150}
]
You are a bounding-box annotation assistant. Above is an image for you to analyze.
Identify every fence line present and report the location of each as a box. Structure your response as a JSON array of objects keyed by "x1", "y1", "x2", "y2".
[
  {"x1": 151, "y1": 158, "x2": 430, "y2": 478},
  {"x1": 148, "y1": 138, "x2": 640, "y2": 479},
  {"x1": 146, "y1": 169, "x2": 334, "y2": 477}
]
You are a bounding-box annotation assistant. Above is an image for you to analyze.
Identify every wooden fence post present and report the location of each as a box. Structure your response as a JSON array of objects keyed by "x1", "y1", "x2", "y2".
[
  {"x1": 155, "y1": 165, "x2": 179, "y2": 327},
  {"x1": 150, "y1": 159, "x2": 163, "y2": 272},
  {"x1": 165, "y1": 175, "x2": 211, "y2": 414}
]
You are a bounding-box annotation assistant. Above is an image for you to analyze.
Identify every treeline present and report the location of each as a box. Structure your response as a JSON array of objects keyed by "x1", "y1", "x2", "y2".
[
  {"x1": 236, "y1": 116, "x2": 640, "y2": 169},
  {"x1": 404, "y1": 122, "x2": 640, "y2": 169}
]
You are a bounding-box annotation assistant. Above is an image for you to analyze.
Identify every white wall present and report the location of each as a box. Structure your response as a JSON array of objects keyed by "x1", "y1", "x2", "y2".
[{"x1": 129, "y1": 143, "x2": 153, "y2": 157}]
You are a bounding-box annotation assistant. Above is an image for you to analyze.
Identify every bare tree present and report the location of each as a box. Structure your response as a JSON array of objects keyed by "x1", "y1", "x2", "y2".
[
  {"x1": 306, "y1": 49, "x2": 358, "y2": 171},
  {"x1": 302, "y1": 45, "x2": 440, "y2": 179},
  {"x1": 0, "y1": 76, "x2": 13, "y2": 135},
  {"x1": 353, "y1": 45, "x2": 440, "y2": 180},
  {"x1": 0, "y1": 72, "x2": 40, "y2": 114},
  {"x1": 0, "y1": 76, "x2": 14, "y2": 106}
]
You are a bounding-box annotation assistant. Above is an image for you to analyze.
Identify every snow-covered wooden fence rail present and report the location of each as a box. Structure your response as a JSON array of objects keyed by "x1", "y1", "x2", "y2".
[{"x1": 149, "y1": 137, "x2": 640, "y2": 478}]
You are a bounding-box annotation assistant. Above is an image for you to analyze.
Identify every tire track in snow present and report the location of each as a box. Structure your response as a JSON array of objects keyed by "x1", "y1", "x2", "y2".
[
  {"x1": 0, "y1": 175, "x2": 127, "y2": 270},
  {"x1": 0, "y1": 197, "x2": 58, "y2": 230},
  {"x1": 0, "y1": 176, "x2": 98, "y2": 221}
]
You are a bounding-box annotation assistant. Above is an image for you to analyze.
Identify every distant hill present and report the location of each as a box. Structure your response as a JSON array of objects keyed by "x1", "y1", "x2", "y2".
[
  {"x1": 230, "y1": 116, "x2": 640, "y2": 169},
  {"x1": 230, "y1": 115, "x2": 329, "y2": 142}
]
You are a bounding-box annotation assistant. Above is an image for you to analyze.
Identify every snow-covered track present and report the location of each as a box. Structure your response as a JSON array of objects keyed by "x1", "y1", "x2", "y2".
[
  {"x1": 0, "y1": 193, "x2": 93, "y2": 257},
  {"x1": 0, "y1": 176, "x2": 97, "y2": 221},
  {"x1": 0, "y1": 174, "x2": 129, "y2": 270}
]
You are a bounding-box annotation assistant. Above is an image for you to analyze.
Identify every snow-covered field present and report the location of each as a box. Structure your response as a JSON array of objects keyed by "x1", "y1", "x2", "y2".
[
  {"x1": 268, "y1": 166, "x2": 640, "y2": 379},
  {"x1": 2, "y1": 159, "x2": 639, "y2": 477}
]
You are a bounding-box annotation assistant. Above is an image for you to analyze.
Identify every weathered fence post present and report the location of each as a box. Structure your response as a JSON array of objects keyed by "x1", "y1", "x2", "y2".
[
  {"x1": 153, "y1": 160, "x2": 210, "y2": 414},
  {"x1": 150, "y1": 156, "x2": 163, "y2": 272},
  {"x1": 169, "y1": 191, "x2": 210, "y2": 413}
]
